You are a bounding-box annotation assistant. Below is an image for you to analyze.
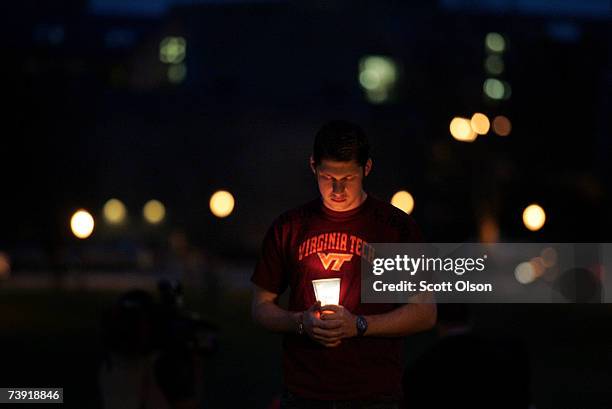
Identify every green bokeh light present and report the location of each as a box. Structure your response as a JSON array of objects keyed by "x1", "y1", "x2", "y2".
[
  {"x1": 485, "y1": 32, "x2": 506, "y2": 53},
  {"x1": 160, "y1": 36, "x2": 187, "y2": 64}
]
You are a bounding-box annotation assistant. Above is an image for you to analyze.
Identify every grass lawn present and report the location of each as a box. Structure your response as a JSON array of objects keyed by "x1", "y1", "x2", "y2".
[{"x1": 0, "y1": 287, "x2": 282, "y2": 409}]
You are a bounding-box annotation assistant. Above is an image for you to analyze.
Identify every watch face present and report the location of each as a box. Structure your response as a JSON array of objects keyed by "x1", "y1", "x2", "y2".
[{"x1": 357, "y1": 316, "x2": 367, "y2": 333}]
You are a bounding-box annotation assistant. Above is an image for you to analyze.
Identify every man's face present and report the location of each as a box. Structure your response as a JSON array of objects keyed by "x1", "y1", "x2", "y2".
[{"x1": 311, "y1": 157, "x2": 372, "y2": 212}]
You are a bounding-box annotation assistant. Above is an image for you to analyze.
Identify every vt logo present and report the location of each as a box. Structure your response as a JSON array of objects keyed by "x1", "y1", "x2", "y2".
[{"x1": 317, "y1": 252, "x2": 353, "y2": 271}]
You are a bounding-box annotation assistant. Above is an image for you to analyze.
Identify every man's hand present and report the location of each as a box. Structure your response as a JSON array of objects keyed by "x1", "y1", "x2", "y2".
[
  {"x1": 319, "y1": 304, "x2": 358, "y2": 339},
  {"x1": 302, "y1": 302, "x2": 343, "y2": 347}
]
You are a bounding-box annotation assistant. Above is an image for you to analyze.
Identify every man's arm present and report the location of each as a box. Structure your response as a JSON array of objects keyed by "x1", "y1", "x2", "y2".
[
  {"x1": 251, "y1": 284, "x2": 343, "y2": 347},
  {"x1": 321, "y1": 292, "x2": 437, "y2": 339},
  {"x1": 364, "y1": 294, "x2": 437, "y2": 337},
  {"x1": 251, "y1": 284, "x2": 302, "y2": 333}
]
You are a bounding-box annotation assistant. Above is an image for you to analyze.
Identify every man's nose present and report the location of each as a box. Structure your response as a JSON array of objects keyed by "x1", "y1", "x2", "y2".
[{"x1": 332, "y1": 180, "x2": 345, "y2": 194}]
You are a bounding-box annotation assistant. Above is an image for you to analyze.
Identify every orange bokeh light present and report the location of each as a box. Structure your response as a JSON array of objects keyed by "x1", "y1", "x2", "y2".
[{"x1": 493, "y1": 115, "x2": 512, "y2": 136}]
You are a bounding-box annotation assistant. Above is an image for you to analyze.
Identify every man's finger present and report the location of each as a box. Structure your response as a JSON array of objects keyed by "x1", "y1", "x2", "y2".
[
  {"x1": 316, "y1": 319, "x2": 342, "y2": 329},
  {"x1": 312, "y1": 327, "x2": 342, "y2": 339},
  {"x1": 320, "y1": 310, "x2": 337, "y2": 319},
  {"x1": 321, "y1": 305, "x2": 341, "y2": 314},
  {"x1": 312, "y1": 331, "x2": 342, "y2": 341},
  {"x1": 313, "y1": 334, "x2": 342, "y2": 344},
  {"x1": 313, "y1": 334, "x2": 341, "y2": 343},
  {"x1": 322, "y1": 340, "x2": 342, "y2": 348},
  {"x1": 320, "y1": 312, "x2": 340, "y2": 321},
  {"x1": 312, "y1": 328, "x2": 343, "y2": 338}
]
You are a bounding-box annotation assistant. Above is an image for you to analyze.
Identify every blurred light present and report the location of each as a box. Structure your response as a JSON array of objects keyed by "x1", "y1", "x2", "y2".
[
  {"x1": 484, "y1": 55, "x2": 504, "y2": 75},
  {"x1": 470, "y1": 113, "x2": 490, "y2": 135},
  {"x1": 523, "y1": 204, "x2": 546, "y2": 231},
  {"x1": 359, "y1": 56, "x2": 397, "y2": 89},
  {"x1": 168, "y1": 63, "x2": 187, "y2": 84},
  {"x1": 483, "y1": 78, "x2": 505, "y2": 100},
  {"x1": 159, "y1": 36, "x2": 186, "y2": 64},
  {"x1": 391, "y1": 191, "x2": 415, "y2": 215},
  {"x1": 365, "y1": 90, "x2": 389, "y2": 104},
  {"x1": 358, "y1": 56, "x2": 398, "y2": 104},
  {"x1": 143, "y1": 200, "x2": 166, "y2": 224},
  {"x1": 103, "y1": 198, "x2": 127, "y2": 225},
  {"x1": 541, "y1": 247, "x2": 558, "y2": 268},
  {"x1": 479, "y1": 215, "x2": 499, "y2": 243},
  {"x1": 449, "y1": 117, "x2": 477, "y2": 142},
  {"x1": 71, "y1": 210, "x2": 95, "y2": 239},
  {"x1": 359, "y1": 69, "x2": 381, "y2": 90},
  {"x1": 485, "y1": 32, "x2": 506, "y2": 53},
  {"x1": 210, "y1": 190, "x2": 235, "y2": 218},
  {"x1": 530, "y1": 257, "x2": 546, "y2": 278},
  {"x1": 0, "y1": 252, "x2": 11, "y2": 280},
  {"x1": 515, "y1": 262, "x2": 536, "y2": 284},
  {"x1": 492, "y1": 115, "x2": 512, "y2": 136}
]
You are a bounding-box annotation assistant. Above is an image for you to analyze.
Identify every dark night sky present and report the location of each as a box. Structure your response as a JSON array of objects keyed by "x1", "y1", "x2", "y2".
[{"x1": 2, "y1": 0, "x2": 610, "y2": 259}]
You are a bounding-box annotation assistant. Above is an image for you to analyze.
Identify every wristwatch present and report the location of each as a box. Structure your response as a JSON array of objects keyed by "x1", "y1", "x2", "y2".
[{"x1": 356, "y1": 315, "x2": 368, "y2": 337}]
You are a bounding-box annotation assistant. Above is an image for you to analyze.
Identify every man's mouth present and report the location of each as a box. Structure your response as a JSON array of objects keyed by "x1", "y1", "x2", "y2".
[{"x1": 331, "y1": 196, "x2": 347, "y2": 203}]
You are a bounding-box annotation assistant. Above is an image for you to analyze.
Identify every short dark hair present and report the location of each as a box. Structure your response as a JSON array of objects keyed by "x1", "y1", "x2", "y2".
[{"x1": 313, "y1": 120, "x2": 370, "y2": 167}]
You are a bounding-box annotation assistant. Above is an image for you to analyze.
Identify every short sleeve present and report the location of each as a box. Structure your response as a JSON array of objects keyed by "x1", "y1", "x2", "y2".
[{"x1": 251, "y1": 220, "x2": 289, "y2": 295}]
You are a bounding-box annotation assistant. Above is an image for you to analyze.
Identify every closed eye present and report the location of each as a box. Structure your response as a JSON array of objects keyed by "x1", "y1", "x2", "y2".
[{"x1": 321, "y1": 175, "x2": 354, "y2": 182}]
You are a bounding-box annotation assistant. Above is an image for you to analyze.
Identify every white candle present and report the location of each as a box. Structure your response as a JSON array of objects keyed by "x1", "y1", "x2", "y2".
[{"x1": 312, "y1": 278, "x2": 341, "y2": 306}]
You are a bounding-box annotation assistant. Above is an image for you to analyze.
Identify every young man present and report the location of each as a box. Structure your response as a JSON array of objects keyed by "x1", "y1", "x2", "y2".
[{"x1": 251, "y1": 120, "x2": 436, "y2": 409}]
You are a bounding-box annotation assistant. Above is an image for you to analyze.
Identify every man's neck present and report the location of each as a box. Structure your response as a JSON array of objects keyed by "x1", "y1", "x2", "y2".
[{"x1": 358, "y1": 190, "x2": 368, "y2": 207}]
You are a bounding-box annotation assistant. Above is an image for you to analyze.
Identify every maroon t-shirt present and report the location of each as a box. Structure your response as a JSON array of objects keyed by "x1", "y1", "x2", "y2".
[{"x1": 251, "y1": 194, "x2": 422, "y2": 400}]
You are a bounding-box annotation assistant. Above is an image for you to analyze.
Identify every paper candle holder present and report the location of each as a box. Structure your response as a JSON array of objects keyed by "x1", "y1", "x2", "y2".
[{"x1": 312, "y1": 278, "x2": 341, "y2": 306}]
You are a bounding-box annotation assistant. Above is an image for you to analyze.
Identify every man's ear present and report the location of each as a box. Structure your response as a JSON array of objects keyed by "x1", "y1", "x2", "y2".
[
  {"x1": 309, "y1": 156, "x2": 316, "y2": 174},
  {"x1": 364, "y1": 158, "x2": 373, "y2": 177}
]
